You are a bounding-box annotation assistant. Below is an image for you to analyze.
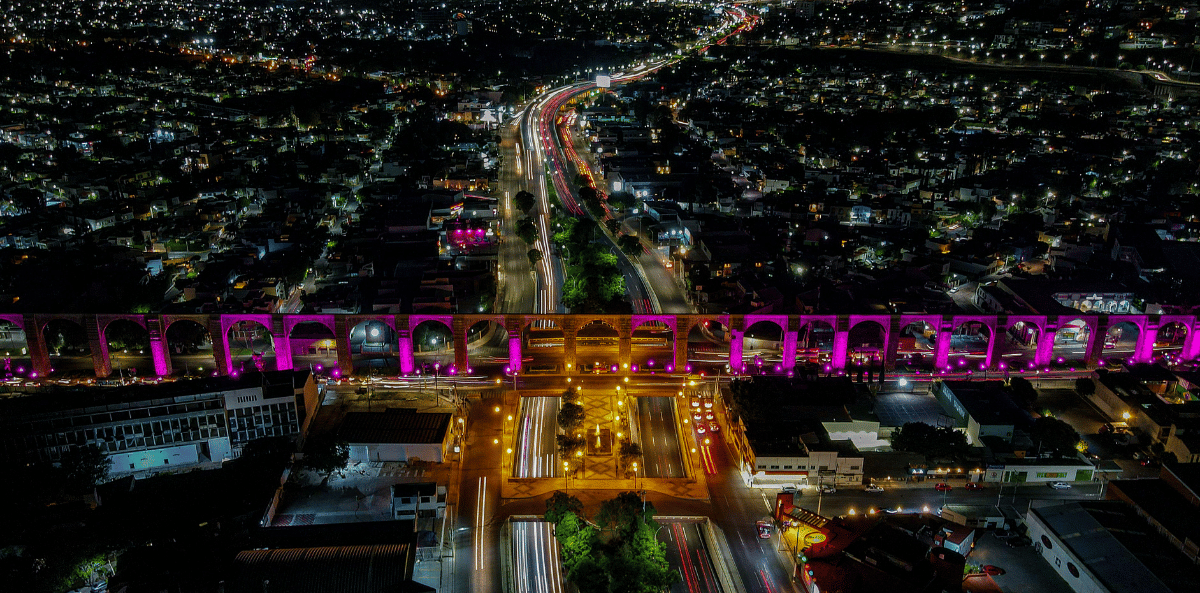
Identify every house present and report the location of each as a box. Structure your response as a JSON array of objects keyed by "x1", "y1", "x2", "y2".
[{"x1": 391, "y1": 482, "x2": 447, "y2": 520}]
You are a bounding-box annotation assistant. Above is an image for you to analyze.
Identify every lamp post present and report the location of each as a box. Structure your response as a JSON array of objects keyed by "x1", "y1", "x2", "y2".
[{"x1": 564, "y1": 461, "x2": 570, "y2": 491}]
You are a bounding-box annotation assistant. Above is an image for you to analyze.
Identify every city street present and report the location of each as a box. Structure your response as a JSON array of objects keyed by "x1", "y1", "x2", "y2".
[
  {"x1": 637, "y1": 396, "x2": 685, "y2": 478},
  {"x1": 514, "y1": 395, "x2": 562, "y2": 478}
]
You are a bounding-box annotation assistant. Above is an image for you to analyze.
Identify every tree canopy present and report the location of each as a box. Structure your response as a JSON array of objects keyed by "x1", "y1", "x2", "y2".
[
  {"x1": 301, "y1": 435, "x2": 349, "y2": 478},
  {"x1": 543, "y1": 491, "x2": 678, "y2": 593},
  {"x1": 890, "y1": 422, "x2": 970, "y2": 462},
  {"x1": 1029, "y1": 417, "x2": 1081, "y2": 457}
]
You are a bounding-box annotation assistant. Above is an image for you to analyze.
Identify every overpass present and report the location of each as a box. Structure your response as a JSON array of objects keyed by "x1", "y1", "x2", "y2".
[{"x1": 1, "y1": 312, "x2": 1198, "y2": 379}]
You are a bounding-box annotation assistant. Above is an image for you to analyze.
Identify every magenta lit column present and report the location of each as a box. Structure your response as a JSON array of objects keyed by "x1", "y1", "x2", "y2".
[
  {"x1": 399, "y1": 332, "x2": 415, "y2": 374},
  {"x1": 1034, "y1": 329, "x2": 1055, "y2": 367},
  {"x1": 729, "y1": 329, "x2": 743, "y2": 372},
  {"x1": 1134, "y1": 326, "x2": 1158, "y2": 363},
  {"x1": 509, "y1": 336, "x2": 523, "y2": 373},
  {"x1": 150, "y1": 335, "x2": 171, "y2": 376},
  {"x1": 831, "y1": 330, "x2": 849, "y2": 372},
  {"x1": 781, "y1": 331, "x2": 798, "y2": 372},
  {"x1": 934, "y1": 329, "x2": 952, "y2": 370}
]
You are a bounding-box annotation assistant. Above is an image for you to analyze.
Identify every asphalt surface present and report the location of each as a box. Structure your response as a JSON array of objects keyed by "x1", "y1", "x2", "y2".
[
  {"x1": 514, "y1": 395, "x2": 562, "y2": 478},
  {"x1": 637, "y1": 396, "x2": 685, "y2": 478}
]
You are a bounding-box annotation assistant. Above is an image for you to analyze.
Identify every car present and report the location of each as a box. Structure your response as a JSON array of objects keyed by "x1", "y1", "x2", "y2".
[
  {"x1": 690, "y1": 399, "x2": 701, "y2": 408},
  {"x1": 982, "y1": 565, "x2": 1006, "y2": 576},
  {"x1": 693, "y1": 412, "x2": 703, "y2": 421},
  {"x1": 705, "y1": 411, "x2": 714, "y2": 420},
  {"x1": 1006, "y1": 535, "x2": 1032, "y2": 548},
  {"x1": 696, "y1": 424, "x2": 706, "y2": 434},
  {"x1": 1048, "y1": 481, "x2": 1072, "y2": 490},
  {"x1": 703, "y1": 399, "x2": 714, "y2": 409},
  {"x1": 934, "y1": 483, "x2": 952, "y2": 492},
  {"x1": 1132, "y1": 450, "x2": 1148, "y2": 461},
  {"x1": 709, "y1": 421, "x2": 720, "y2": 432},
  {"x1": 992, "y1": 529, "x2": 1013, "y2": 539},
  {"x1": 818, "y1": 485, "x2": 836, "y2": 494},
  {"x1": 1141, "y1": 458, "x2": 1160, "y2": 467},
  {"x1": 965, "y1": 482, "x2": 984, "y2": 491},
  {"x1": 864, "y1": 484, "x2": 884, "y2": 493}
]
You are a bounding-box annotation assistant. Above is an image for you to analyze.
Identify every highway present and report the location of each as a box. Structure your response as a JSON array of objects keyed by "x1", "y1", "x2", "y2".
[
  {"x1": 636, "y1": 396, "x2": 685, "y2": 478},
  {"x1": 662, "y1": 520, "x2": 724, "y2": 593},
  {"x1": 514, "y1": 395, "x2": 562, "y2": 478},
  {"x1": 512, "y1": 521, "x2": 566, "y2": 593}
]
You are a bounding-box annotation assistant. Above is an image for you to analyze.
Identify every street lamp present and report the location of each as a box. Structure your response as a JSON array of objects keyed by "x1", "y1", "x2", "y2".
[
  {"x1": 632, "y1": 461, "x2": 638, "y2": 488},
  {"x1": 564, "y1": 461, "x2": 570, "y2": 491}
]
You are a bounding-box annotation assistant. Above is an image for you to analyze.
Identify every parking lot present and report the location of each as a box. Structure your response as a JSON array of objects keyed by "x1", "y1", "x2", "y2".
[{"x1": 965, "y1": 528, "x2": 1068, "y2": 593}]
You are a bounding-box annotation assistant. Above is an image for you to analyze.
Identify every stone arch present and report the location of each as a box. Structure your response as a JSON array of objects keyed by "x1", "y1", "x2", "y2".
[
  {"x1": 949, "y1": 320, "x2": 991, "y2": 370},
  {"x1": 521, "y1": 318, "x2": 563, "y2": 373},
  {"x1": 1103, "y1": 321, "x2": 1139, "y2": 357},
  {"x1": 847, "y1": 320, "x2": 887, "y2": 367},
  {"x1": 1051, "y1": 318, "x2": 1091, "y2": 365},
  {"x1": 896, "y1": 320, "x2": 937, "y2": 370},
  {"x1": 1000, "y1": 319, "x2": 1041, "y2": 370},
  {"x1": 41, "y1": 318, "x2": 91, "y2": 376},
  {"x1": 290, "y1": 320, "x2": 338, "y2": 372},
  {"x1": 1156, "y1": 321, "x2": 1188, "y2": 358},
  {"x1": 0, "y1": 317, "x2": 31, "y2": 378},
  {"x1": 577, "y1": 319, "x2": 620, "y2": 373},
  {"x1": 686, "y1": 318, "x2": 730, "y2": 374},
  {"x1": 225, "y1": 319, "x2": 276, "y2": 374},
  {"x1": 796, "y1": 320, "x2": 835, "y2": 366},
  {"x1": 742, "y1": 320, "x2": 784, "y2": 373},
  {"x1": 412, "y1": 319, "x2": 454, "y2": 370},
  {"x1": 351, "y1": 320, "x2": 400, "y2": 374},
  {"x1": 164, "y1": 318, "x2": 216, "y2": 376},
  {"x1": 103, "y1": 318, "x2": 152, "y2": 377},
  {"x1": 630, "y1": 318, "x2": 674, "y2": 372},
  {"x1": 466, "y1": 318, "x2": 509, "y2": 375}
]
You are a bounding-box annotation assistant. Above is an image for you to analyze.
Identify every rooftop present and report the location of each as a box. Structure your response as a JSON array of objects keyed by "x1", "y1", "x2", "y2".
[
  {"x1": 1030, "y1": 501, "x2": 1200, "y2": 593},
  {"x1": 338, "y1": 408, "x2": 451, "y2": 445}
]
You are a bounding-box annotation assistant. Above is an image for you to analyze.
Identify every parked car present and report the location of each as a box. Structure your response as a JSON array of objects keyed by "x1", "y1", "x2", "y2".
[
  {"x1": 982, "y1": 565, "x2": 1006, "y2": 576},
  {"x1": 992, "y1": 529, "x2": 1013, "y2": 539},
  {"x1": 965, "y1": 482, "x2": 983, "y2": 491},
  {"x1": 1006, "y1": 535, "x2": 1032, "y2": 548},
  {"x1": 864, "y1": 484, "x2": 885, "y2": 493},
  {"x1": 818, "y1": 485, "x2": 836, "y2": 494},
  {"x1": 708, "y1": 421, "x2": 720, "y2": 432},
  {"x1": 1048, "y1": 481, "x2": 1072, "y2": 490},
  {"x1": 934, "y1": 483, "x2": 952, "y2": 492},
  {"x1": 696, "y1": 424, "x2": 706, "y2": 434}
]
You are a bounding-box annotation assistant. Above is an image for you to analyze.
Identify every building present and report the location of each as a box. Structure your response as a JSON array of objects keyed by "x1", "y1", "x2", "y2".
[
  {"x1": 0, "y1": 370, "x2": 318, "y2": 476},
  {"x1": 935, "y1": 380, "x2": 1031, "y2": 445},
  {"x1": 391, "y1": 482, "x2": 447, "y2": 521},
  {"x1": 1106, "y1": 464, "x2": 1200, "y2": 562},
  {"x1": 230, "y1": 544, "x2": 432, "y2": 593},
  {"x1": 1090, "y1": 368, "x2": 1200, "y2": 463},
  {"x1": 1025, "y1": 501, "x2": 1200, "y2": 593},
  {"x1": 339, "y1": 407, "x2": 454, "y2": 464}
]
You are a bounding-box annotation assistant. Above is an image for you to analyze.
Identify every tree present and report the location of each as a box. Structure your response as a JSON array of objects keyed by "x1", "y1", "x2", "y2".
[
  {"x1": 556, "y1": 512, "x2": 599, "y2": 575},
  {"x1": 514, "y1": 190, "x2": 536, "y2": 215},
  {"x1": 59, "y1": 445, "x2": 110, "y2": 493},
  {"x1": 605, "y1": 219, "x2": 620, "y2": 235},
  {"x1": 557, "y1": 401, "x2": 586, "y2": 433},
  {"x1": 527, "y1": 248, "x2": 543, "y2": 267},
  {"x1": 546, "y1": 491, "x2": 584, "y2": 525},
  {"x1": 890, "y1": 422, "x2": 969, "y2": 462},
  {"x1": 610, "y1": 519, "x2": 679, "y2": 593},
  {"x1": 301, "y1": 435, "x2": 349, "y2": 479},
  {"x1": 516, "y1": 217, "x2": 538, "y2": 245},
  {"x1": 1030, "y1": 417, "x2": 1080, "y2": 457},
  {"x1": 617, "y1": 234, "x2": 642, "y2": 257},
  {"x1": 1009, "y1": 377, "x2": 1038, "y2": 409},
  {"x1": 619, "y1": 441, "x2": 642, "y2": 474},
  {"x1": 596, "y1": 491, "x2": 653, "y2": 540},
  {"x1": 1075, "y1": 377, "x2": 1095, "y2": 396},
  {"x1": 557, "y1": 434, "x2": 587, "y2": 459}
]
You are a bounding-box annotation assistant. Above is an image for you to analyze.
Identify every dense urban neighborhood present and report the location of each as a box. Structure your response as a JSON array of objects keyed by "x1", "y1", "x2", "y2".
[{"x1": 4, "y1": 2, "x2": 1200, "y2": 593}]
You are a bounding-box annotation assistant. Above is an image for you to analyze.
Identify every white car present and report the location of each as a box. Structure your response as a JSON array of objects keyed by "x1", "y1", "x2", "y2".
[
  {"x1": 1048, "y1": 481, "x2": 1072, "y2": 490},
  {"x1": 864, "y1": 484, "x2": 885, "y2": 493}
]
